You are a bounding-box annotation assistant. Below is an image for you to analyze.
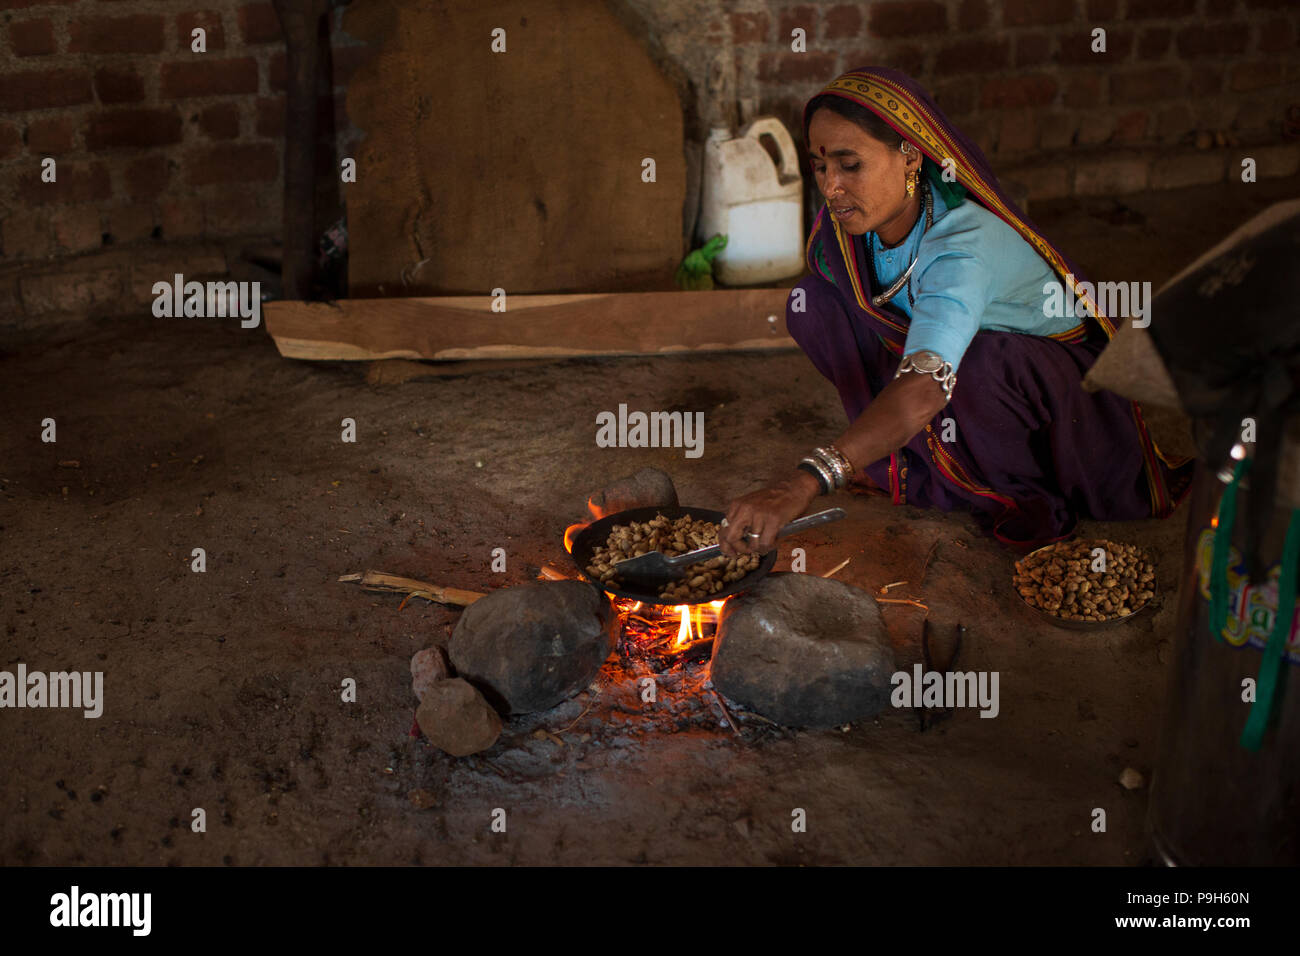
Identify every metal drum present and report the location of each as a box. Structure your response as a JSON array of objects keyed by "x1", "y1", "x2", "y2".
[{"x1": 1148, "y1": 459, "x2": 1300, "y2": 865}]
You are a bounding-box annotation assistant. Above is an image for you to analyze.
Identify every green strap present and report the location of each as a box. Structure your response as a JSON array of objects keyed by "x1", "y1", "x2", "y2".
[
  {"x1": 1241, "y1": 508, "x2": 1300, "y2": 751},
  {"x1": 1208, "y1": 457, "x2": 1251, "y2": 638}
]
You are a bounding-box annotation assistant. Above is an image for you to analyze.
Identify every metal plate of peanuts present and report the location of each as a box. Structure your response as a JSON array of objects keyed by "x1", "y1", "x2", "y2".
[
  {"x1": 1013, "y1": 539, "x2": 1158, "y2": 629},
  {"x1": 568, "y1": 506, "x2": 777, "y2": 606}
]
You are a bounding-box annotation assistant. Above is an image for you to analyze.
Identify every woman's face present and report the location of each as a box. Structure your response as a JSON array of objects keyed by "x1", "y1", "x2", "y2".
[{"x1": 807, "y1": 107, "x2": 920, "y2": 237}]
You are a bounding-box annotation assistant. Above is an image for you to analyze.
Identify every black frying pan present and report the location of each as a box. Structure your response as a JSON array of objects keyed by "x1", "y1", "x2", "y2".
[{"x1": 567, "y1": 505, "x2": 778, "y2": 606}]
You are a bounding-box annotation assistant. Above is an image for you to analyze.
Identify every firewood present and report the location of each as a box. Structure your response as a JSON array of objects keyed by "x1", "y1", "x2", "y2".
[{"x1": 337, "y1": 570, "x2": 485, "y2": 607}]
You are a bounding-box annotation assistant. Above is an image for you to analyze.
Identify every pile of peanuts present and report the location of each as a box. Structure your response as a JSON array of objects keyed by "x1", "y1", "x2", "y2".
[
  {"x1": 1014, "y1": 539, "x2": 1156, "y2": 622},
  {"x1": 585, "y1": 513, "x2": 763, "y2": 601}
]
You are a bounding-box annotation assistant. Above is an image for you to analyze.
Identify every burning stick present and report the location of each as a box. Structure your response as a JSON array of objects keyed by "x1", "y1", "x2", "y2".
[{"x1": 337, "y1": 570, "x2": 485, "y2": 607}]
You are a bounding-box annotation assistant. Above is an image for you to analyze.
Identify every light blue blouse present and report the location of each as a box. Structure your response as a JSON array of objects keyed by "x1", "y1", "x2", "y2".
[{"x1": 867, "y1": 197, "x2": 1077, "y2": 371}]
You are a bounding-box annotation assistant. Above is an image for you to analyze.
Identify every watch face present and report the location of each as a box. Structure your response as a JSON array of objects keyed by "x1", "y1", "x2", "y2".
[{"x1": 909, "y1": 350, "x2": 944, "y2": 373}]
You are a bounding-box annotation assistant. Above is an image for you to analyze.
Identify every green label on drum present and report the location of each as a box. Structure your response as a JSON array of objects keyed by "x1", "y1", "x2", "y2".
[{"x1": 1196, "y1": 527, "x2": 1300, "y2": 664}]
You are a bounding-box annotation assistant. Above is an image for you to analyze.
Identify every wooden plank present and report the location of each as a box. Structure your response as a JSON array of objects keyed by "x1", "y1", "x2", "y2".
[{"x1": 263, "y1": 290, "x2": 797, "y2": 362}]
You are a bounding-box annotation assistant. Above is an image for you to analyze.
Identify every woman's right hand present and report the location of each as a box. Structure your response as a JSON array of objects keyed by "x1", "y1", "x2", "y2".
[{"x1": 719, "y1": 471, "x2": 822, "y2": 557}]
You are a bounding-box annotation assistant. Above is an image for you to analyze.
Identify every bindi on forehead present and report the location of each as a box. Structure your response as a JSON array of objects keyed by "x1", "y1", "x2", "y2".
[{"x1": 819, "y1": 146, "x2": 826, "y2": 156}]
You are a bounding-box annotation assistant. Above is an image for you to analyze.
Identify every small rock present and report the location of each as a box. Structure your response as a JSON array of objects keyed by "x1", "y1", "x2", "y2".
[
  {"x1": 587, "y1": 467, "x2": 678, "y2": 516},
  {"x1": 1119, "y1": 767, "x2": 1145, "y2": 790},
  {"x1": 711, "y1": 574, "x2": 895, "y2": 728},
  {"x1": 407, "y1": 788, "x2": 437, "y2": 810},
  {"x1": 410, "y1": 646, "x2": 450, "y2": 701},
  {"x1": 415, "y1": 678, "x2": 503, "y2": 757},
  {"x1": 732, "y1": 817, "x2": 752, "y2": 838},
  {"x1": 450, "y1": 581, "x2": 616, "y2": 714}
]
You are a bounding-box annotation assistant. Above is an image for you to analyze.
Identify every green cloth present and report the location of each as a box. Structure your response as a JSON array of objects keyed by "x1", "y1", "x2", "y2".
[
  {"x1": 675, "y1": 234, "x2": 728, "y2": 291},
  {"x1": 923, "y1": 156, "x2": 968, "y2": 210}
]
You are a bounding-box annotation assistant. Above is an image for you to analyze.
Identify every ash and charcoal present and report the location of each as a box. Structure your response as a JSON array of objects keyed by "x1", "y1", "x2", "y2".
[
  {"x1": 409, "y1": 576, "x2": 890, "y2": 761},
  {"x1": 407, "y1": 470, "x2": 892, "y2": 759}
]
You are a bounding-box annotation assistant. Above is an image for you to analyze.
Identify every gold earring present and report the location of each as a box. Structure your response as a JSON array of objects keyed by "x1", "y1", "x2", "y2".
[{"x1": 905, "y1": 170, "x2": 917, "y2": 198}]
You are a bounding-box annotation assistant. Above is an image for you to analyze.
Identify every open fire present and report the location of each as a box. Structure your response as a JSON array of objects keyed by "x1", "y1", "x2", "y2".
[
  {"x1": 613, "y1": 596, "x2": 726, "y2": 662},
  {"x1": 548, "y1": 501, "x2": 730, "y2": 664}
]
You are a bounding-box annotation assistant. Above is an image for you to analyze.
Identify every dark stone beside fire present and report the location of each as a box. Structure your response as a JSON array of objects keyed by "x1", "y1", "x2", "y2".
[
  {"x1": 587, "y1": 466, "x2": 678, "y2": 514},
  {"x1": 449, "y1": 580, "x2": 617, "y2": 714},
  {"x1": 710, "y1": 574, "x2": 895, "y2": 728}
]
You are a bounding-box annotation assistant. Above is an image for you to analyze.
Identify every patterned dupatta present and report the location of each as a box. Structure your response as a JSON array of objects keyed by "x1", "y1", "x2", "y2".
[
  {"x1": 801, "y1": 66, "x2": 1184, "y2": 519},
  {"x1": 803, "y1": 67, "x2": 1118, "y2": 351}
]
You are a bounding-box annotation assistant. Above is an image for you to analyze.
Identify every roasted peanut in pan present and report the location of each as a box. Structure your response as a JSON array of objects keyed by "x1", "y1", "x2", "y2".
[{"x1": 586, "y1": 513, "x2": 761, "y2": 601}]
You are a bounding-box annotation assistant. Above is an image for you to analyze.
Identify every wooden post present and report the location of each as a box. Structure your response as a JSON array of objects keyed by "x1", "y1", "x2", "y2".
[{"x1": 273, "y1": 0, "x2": 332, "y2": 301}]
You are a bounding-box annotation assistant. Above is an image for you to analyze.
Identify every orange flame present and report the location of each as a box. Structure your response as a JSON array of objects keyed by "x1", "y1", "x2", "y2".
[
  {"x1": 674, "y1": 605, "x2": 694, "y2": 649},
  {"x1": 564, "y1": 497, "x2": 620, "y2": 554},
  {"x1": 563, "y1": 521, "x2": 589, "y2": 554},
  {"x1": 586, "y1": 495, "x2": 618, "y2": 519}
]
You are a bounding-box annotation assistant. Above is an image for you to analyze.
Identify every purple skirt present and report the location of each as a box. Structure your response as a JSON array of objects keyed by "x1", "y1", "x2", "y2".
[{"x1": 788, "y1": 276, "x2": 1193, "y2": 546}]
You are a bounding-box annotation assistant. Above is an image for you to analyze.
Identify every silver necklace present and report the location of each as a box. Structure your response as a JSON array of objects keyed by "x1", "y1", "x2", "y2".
[{"x1": 867, "y1": 181, "x2": 933, "y2": 308}]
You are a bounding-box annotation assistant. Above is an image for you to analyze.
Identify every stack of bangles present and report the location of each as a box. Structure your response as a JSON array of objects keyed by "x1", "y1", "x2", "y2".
[{"x1": 797, "y1": 445, "x2": 854, "y2": 495}]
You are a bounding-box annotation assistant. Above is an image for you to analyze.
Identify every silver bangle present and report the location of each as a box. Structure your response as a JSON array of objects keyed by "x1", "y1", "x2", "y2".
[
  {"x1": 826, "y1": 445, "x2": 855, "y2": 485},
  {"x1": 894, "y1": 351, "x2": 957, "y2": 402},
  {"x1": 812, "y1": 446, "x2": 849, "y2": 490},
  {"x1": 799, "y1": 456, "x2": 835, "y2": 494}
]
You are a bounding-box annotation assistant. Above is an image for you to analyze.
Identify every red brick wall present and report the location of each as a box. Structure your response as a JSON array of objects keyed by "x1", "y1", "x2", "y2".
[
  {"x1": 722, "y1": 0, "x2": 1299, "y2": 201},
  {"x1": 2, "y1": 0, "x2": 1297, "y2": 328},
  {"x1": 0, "y1": 0, "x2": 365, "y2": 326}
]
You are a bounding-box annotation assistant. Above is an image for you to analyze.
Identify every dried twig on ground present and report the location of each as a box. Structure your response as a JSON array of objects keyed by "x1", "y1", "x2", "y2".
[
  {"x1": 555, "y1": 692, "x2": 600, "y2": 735},
  {"x1": 821, "y1": 557, "x2": 851, "y2": 578},
  {"x1": 711, "y1": 690, "x2": 742, "y2": 736},
  {"x1": 338, "y1": 570, "x2": 485, "y2": 607},
  {"x1": 875, "y1": 597, "x2": 930, "y2": 611},
  {"x1": 918, "y1": 540, "x2": 940, "y2": 587}
]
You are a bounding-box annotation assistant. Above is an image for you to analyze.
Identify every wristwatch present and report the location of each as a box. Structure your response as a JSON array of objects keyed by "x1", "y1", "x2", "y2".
[{"x1": 895, "y1": 349, "x2": 957, "y2": 402}]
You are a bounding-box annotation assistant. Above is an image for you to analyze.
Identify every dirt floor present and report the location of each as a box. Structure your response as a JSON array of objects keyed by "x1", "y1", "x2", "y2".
[{"x1": 2, "y1": 175, "x2": 1297, "y2": 866}]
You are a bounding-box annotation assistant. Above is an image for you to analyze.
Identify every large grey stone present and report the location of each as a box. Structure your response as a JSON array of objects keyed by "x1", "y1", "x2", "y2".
[
  {"x1": 449, "y1": 580, "x2": 616, "y2": 714},
  {"x1": 415, "y1": 678, "x2": 502, "y2": 757},
  {"x1": 710, "y1": 574, "x2": 895, "y2": 728},
  {"x1": 587, "y1": 467, "x2": 678, "y2": 515}
]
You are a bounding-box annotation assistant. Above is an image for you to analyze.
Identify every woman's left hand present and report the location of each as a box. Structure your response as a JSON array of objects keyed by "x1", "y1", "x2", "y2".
[{"x1": 720, "y1": 471, "x2": 822, "y2": 556}]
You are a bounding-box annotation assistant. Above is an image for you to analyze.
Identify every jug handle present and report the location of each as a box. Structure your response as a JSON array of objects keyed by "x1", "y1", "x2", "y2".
[{"x1": 742, "y1": 117, "x2": 801, "y2": 184}]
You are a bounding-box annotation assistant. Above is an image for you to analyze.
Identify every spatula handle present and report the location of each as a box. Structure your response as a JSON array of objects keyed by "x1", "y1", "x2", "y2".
[
  {"x1": 675, "y1": 507, "x2": 848, "y2": 565},
  {"x1": 665, "y1": 509, "x2": 847, "y2": 567},
  {"x1": 775, "y1": 507, "x2": 847, "y2": 537}
]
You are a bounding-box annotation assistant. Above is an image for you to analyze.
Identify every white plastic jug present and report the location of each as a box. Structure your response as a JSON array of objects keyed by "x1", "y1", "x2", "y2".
[{"x1": 698, "y1": 117, "x2": 805, "y2": 286}]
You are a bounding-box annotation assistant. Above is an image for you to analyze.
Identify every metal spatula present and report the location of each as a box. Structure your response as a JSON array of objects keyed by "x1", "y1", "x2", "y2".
[{"x1": 611, "y1": 507, "x2": 846, "y2": 588}]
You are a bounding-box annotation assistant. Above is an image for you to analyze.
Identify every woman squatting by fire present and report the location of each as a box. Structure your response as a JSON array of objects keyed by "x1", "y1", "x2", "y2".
[{"x1": 718, "y1": 67, "x2": 1191, "y2": 558}]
